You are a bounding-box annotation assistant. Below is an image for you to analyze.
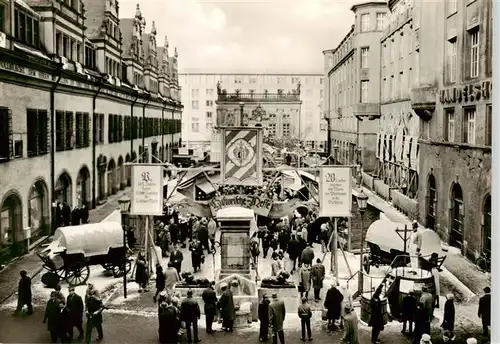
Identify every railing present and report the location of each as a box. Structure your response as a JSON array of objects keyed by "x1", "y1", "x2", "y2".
[{"x1": 217, "y1": 92, "x2": 301, "y2": 102}]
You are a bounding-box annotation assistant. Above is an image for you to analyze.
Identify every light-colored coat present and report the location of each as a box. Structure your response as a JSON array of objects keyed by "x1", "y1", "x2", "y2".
[
  {"x1": 300, "y1": 266, "x2": 312, "y2": 292},
  {"x1": 269, "y1": 299, "x2": 286, "y2": 332},
  {"x1": 342, "y1": 310, "x2": 359, "y2": 344},
  {"x1": 164, "y1": 267, "x2": 180, "y2": 291}
]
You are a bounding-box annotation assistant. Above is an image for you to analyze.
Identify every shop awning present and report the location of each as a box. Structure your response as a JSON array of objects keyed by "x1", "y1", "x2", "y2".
[
  {"x1": 196, "y1": 180, "x2": 216, "y2": 194},
  {"x1": 13, "y1": 43, "x2": 50, "y2": 60},
  {"x1": 174, "y1": 198, "x2": 211, "y2": 218}
]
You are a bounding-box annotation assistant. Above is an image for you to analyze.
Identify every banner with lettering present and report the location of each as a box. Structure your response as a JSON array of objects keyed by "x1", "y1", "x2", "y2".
[
  {"x1": 208, "y1": 194, "x2": 273, "y2": 217},
  {"x1": 376, "y1": 133, "x2": 381, "y2": 159},
  {"x1": 319, "y1": 167, "x2": 352, "y2": 217},
  {"x1": 130, "y1": 165, "x2": 163, "y2": 216},
  {"x1": 409, "y1": 137, "x2": 418, "y2": 171}
]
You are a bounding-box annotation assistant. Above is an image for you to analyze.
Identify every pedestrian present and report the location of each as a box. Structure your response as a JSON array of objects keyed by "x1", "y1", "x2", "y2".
[
  {"x1": 368, "y1": 286, "x2": 384, "y2": 344},
  {"x1": 14, "y1": 270, "x2": 33, "y2": 315},
  {"x1": 66, "y1": 286, "x2": 84, "y2": 340},
  {"x1": 62, "y1": 202, "x2": 71, "y2": 226},
  {"x1": 287, "y1": 235, "x2": 301, "y2": 273},
  {"x1": 180, "y1": 289, "x2": 201, "y2": 344},
  {"x1": 250, "y1": 233, "x2": 261, "y2": 267},
  {"x1": 207, "y1": 217, "x2": 217, "y2": 252},
  {"x1": 262, "y1": 230, "x2": 272, "y2": 258},
  {"x1": 168, "y1": 218, "x2": 179, "y2": 248},
  {"x1": 43, "y1": 291, "x2": 61, "y2": 343},
  {"x1": 189, "y1": 238, "x2": 204, "y2": 272},
  {"x1": 311, "y1": 259, "x2": 325, "y2": 302},
  {"x1": 198, "y1": 218, "x2": 210, "y2": 252},
  {"x1": 300, "y1": 243, "x2": 314, "y2": 267},
  {"x1": 202, "y1": 281, "x2": 217, "y2": 334},
  {"x1": 56, "y1": 300, "x2": 72, "y2": 343},
  {"x1": 441, "y1": 330, "x2": 454, "y2": 344},
  {"x1": 54, "y1": 284, "x2": 66, "y2": 304},
  {"x1": 165, "y1": 261, "x2": 180, "y2": 294},
  {"x1": 429, "y1": 253, "x2": 441, "y2": 308},
  {"x1": 80, "y1": 203, "x2": 89, "y2": 224},
  {"x1": 159, "y1": 226, "x2": 171, "y2": 257},
  {"x1": 420, "y1": 286, "x2": 434, "y2": 321},
  {"x1": 339, "y1": 282, "x2": 352, "y2": 329},
  {"x1": 135, "y1": 251, "x2": 149, "y2": 292},
  {"x1": 413, "y1": 302, "x2": 430, "y2": 344},
  {"x1": 158, "y1": 294, "x2": 180, "y2": 344},
  {"x1": 71, "y1": 205, "x2": 80, "y2": 225},
  {"x1": 170, "y1": 243, "x2": 184, "y2": 273},
  {"x1": 153, "y1": 264, "x2": 166, "y2": 303},
  {"x1": 342, "y1": 306, "x2": 358, "y2": 344},
  {"x1": 85, "y1": 291, "x2": 105, "y2": 343},
  {"x1": 441, "y1": 293, "x2": 455, "y2": 337},
  {"x1": 324, "y1": 282, "x2": 343, "y2": 329},
  {"x1": 271, "y1": 252, "x2": 281, "y2": 276},
  {"x1": 258, "y1": 294, "x2": 270, "y2": 342},
  {"x1": 218, "y1": 282, "x2": 235, "y2": 332},
  {"x1": 269, "y1": 293, "x2": 286, "y2": 344},
  {"x1": 478, "y1": 286, "x2": 491, "y2": 337},
  {"x1": 85, "y1": 283, "x2": 100, "y2": 307},
  {"x1": 420, "y1": 333, "x2": 432, "y2": 344},
  {"x1": 319, "y1": 223, "x2": 329, "y2": 254},
  {"x1": 299, "y1": 263, "x2": 312, "y2": 300},
  {"x1": 298, "y1": 296, "x2": 313, "y2": 341},
  {"x1": 401, "y1": 290, "x2": 417, "y2": 334},
  {"x1": 278, "y1": 229, "x2": 290, "y2": 253},
  {"x1": 408, "y1": 221, "x2": 422, "y2": 274}
]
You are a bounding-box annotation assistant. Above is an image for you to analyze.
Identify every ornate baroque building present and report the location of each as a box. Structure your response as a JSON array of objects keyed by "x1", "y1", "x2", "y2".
[{"x1": 0, "y1": 0, "x2": 183, "y2": 263}]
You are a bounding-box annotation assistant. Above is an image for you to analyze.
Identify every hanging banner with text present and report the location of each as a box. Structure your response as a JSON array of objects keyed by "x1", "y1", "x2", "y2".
[
  {"x1": 131, "y1": 165, "x2": 163, "y2": 216},
  {"x1": 208, "y1": 194, "x2": 273, "y2": 217},
  {"x1": 319, "y1": 166, "x2": 352, "y2": 217}
]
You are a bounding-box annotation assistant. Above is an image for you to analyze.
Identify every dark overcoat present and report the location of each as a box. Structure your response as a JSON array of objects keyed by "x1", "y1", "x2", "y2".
[
  {"x1": 202, "y1": 287, "x2": 217, "y2": 317},
  {"x1": 218, "y1": 289, "x2": 235, "y2": 321}
]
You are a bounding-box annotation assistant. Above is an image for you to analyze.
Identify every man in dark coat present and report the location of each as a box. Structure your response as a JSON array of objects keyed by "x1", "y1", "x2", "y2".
[
  {"x1": 135, "y1": 252, "x2": 149, "y2": 292},
  {"x1": 287, "y1": 235, "x2": 301, "y2": 273},
  {"x1": 262, "y1": 230, "x2": 272, "y2": 258},
  {"x1": 56, "y1": 300, "x2": 72, "y2": 343},
  {"x1": 55, "y1": 202, "x2": 64, "y2": 230},
  {"x1": 168, "y1": 218, "x2": 179, "y2": 246},
  {"x1": 258, "y1": 294, "x2": 270, "y2": 342},
  {"x1": 369, "y1": 286, "x2": 384, "y2": 344},
  {"x1": 62, "y1": 202, "x2": 71, "y2": 226},
  {"x1": 85, "y1": 292, "x2": 105, "y2": 343},
  {"x1": 80, "y1": 203, "x2": 89, "y2": 224},
  {"x1": 413, "y1": 302, "x2": 430, "y2": 344},
  {"x1": 66, "y1": 286, "x2": 84, "y2": 340},
  {"x1": 311, "y1": 259, "x2": 325, "y2": 302},
  {"x1": 278, "y1": 230, "x2": 290, "y2": 253},
  {"x1": 218, "y1": 282, "x2": 235, "y2": 332},
  {"x1": 441, "y1": 293, "x2": 455, "y2": 337},
  {"x1": 202, "y1": 281, "x2": 217, "y2": 334},
  {"x1": 180, "y1": 289, "x2": 201, "y2": 343},
  {"x1": 300, "y1": 241, "x2": 313, "y2": 267},
  {"x1": 15, "y1": 270, "x2": 33, "y2": 315},
  {"x1": 153, "y1": 264, "x2": 166, "y2": 303},
  {"x1": 478, "y1": 286, "x2": 491, "y2": 337},
  {"x1": 190, "y1": 238, "x2": 204, "y2": 272},
  {"x1": 43, "y1": 291, "x2": 61, "y2": 343},
  {"x1": 401, "y1": 290, "x2": 417, "y2": 334},
  {"x1": 269, "y1": 293, "x2": 286, "y2": 344},
  {"x1": 71, "y1": 206, "x2": 81, "y2": 225},
  {"x1": 158, "y1": 295, "x2": 180, "y2": 344},
  {"x1": 170, "y1": 243, "x2": 184, "y2": 273},
  {"x1": 324, "y1": 283, "x2": 343, "y2": 329}
]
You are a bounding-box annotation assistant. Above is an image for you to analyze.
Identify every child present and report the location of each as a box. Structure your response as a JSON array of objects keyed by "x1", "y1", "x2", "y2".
[{"x1": 298, "y1": 296, "x2": 313, "y2": 341}]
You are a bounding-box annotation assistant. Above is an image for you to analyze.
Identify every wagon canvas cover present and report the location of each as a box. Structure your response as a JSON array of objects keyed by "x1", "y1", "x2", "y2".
[
  {"x1": 365, "y1": 219, "x2": 447, "y2": 258},
  {"x1": 53, "y1": 222, "x2": 124, "y2": 257}
]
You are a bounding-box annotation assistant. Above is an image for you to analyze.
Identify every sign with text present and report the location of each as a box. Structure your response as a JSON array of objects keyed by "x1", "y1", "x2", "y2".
[
  {"x1": 208, "y1": 194, "x2": 272, "y2": 217},
  {"x1": 131, "y1": 165, "x2": 163, "y2": 216},
  {"x1": 319, "y1": 167, "x2": 352, "y2": 217}
]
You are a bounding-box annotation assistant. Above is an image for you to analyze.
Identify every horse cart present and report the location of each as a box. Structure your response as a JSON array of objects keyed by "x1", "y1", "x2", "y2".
[{"x1": 38, "y1": 222, "x2": 132, "y2": 286}]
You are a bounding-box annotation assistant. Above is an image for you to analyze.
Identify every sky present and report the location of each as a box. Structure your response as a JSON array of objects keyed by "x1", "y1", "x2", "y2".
[{"x1": 118, "y1": 0, "x2": 358, "y2": 74}]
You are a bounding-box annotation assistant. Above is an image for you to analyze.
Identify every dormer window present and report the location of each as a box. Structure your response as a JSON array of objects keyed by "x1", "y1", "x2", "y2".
[{"x1": 14, "y1": 9, "x2": 40, "y2": 47}]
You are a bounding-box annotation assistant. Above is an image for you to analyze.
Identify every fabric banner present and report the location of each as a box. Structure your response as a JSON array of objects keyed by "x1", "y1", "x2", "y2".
[
  {"x1": 410, "y1": 137, "x2": 418, "y2": 171},
  {"x1": 208, "y1": 194, "x2": 273, "y2": 217},
  {"x1": 221, "y1": 127, "x2": 263, "y2": 186},
  {"x1": 395, "y1": 132, "x2": 403, "y2": 163},
  {"x1": 130, "y1": 164, "x2": 163, "y2": 215}
]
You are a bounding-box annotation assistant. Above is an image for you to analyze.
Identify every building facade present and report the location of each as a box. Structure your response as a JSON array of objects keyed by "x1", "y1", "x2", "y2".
[
  {"x1": 323, "y1": 2, "x2": 389, "y2": 173},
  {"x1": 179, "y1": 73, "x2": 327, "y2": 154},
  {"x1": 0, "y1": 0, "x2": 182, "y2": 262},
  {"x1": 411, "y1": 0, "x2": 492, "y2": 259}
]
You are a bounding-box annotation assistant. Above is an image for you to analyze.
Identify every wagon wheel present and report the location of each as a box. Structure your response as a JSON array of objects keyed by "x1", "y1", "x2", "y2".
[
  {"x1": 65, "y1": 265, "x2": 90, "y2": 286},
  {"x1": 56, "y1": 268, "x2": 66, "y2": 279},
  {"x1": 363, "y1": 256, "x2": 371, "y2": 274},
  {"x1": 112, "y1": 260, "x2": 132, "y2": 278}
]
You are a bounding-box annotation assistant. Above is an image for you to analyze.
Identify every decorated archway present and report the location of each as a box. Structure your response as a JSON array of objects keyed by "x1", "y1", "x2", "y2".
[
  {"x1": 107, "y1": 159, "x2": 117, "y2": 196},
  {"x1": 77, "y1": 166, "x2": 90, "y2": 206},
  {"x1": 449, "y1": 183, "x2": 463, "y2": 249},
  {"x1": 28, "y1": 179, "x2": 49, "y2": 240},
  {"x1": 56, "y1": 171, "x2": 72, "y2": 206},
  {"x1": 1, "y1": 191, "x2": 23, "y2": 258}
]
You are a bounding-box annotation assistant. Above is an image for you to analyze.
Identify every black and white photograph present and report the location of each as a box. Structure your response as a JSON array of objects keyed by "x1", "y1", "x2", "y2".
[{"x1": 0, "y1": 0, "x2": 496, "y2": 343}]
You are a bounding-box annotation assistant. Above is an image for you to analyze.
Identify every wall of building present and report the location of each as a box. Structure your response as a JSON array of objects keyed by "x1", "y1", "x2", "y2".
[{"x1": 179, "y1": 73, "x2": 327, "y2": 152}]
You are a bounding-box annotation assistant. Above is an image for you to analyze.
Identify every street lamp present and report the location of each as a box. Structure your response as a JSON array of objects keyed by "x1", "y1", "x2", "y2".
[
  {"x1": 356, "y1": 190, "x2": 368, "y2": 296},
  {"x1": 238, "y1": 101, "x2": 244, "y2": 126},
  {"x1": 118, "y1": 195, "x2": 131, "y2": 298},
  {"x1": 333, "y1": 144, "x2": 339, "y2": 165}
]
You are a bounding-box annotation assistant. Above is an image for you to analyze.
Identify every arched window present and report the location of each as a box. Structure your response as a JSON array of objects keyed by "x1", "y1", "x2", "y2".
[
  {"x1": 77, "y1": 166, "x2": 90, "y2": 206},
  {"x1": 482, "y1": 195, "x2": 491, "y2": 256},
  {"x1": 29, "y1": 180, "x2": 49, "y2": 240},
  {"x1": 56, "y1": 172, "x2": 72, "y2": 206},
  {"x1": 426, "y1": 174, "x2": 437, "y2": 230},
  {"x1": 449, "y1": 183, "x2": 464, "y2": 249},
  {"x1": 1, "y1": 193, "x2": 23, "y2": 256},
  {"x1": 107, "y1": 159, "x2": 116, "y2": 196}
]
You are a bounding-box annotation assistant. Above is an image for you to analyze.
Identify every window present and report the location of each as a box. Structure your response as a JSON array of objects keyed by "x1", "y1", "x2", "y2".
[
  {"x1": 445, "y1": 109, "x2": 455, "y2": 142},
  {"x1": 376, "y1": 13, "x2": 386, "y2": 30},
  {"x1": 95, "y1": 113, "x2": 104, "y2": 143},
  {"x1": 292, "y1": 77, "x2": 300, "y2": 84},
  {"x1": 360, "y1": 47, "x2": 369, "y2": 68},
  {"x1": 360, "y1": 14, "x2": 370, "y2": 32},
  {"x1": 448, "y1": 0, "x2": 458, "y2": 15},
  {"x1": 14, "y1": 9, "x2": 40, "y2": 47},
  {"x1": 360, "y1": 81, "x2": 369, "y2": 103},
  {"x1": 470, "y1": 30, "x2": 479, "y2": 77},
  {"x1": 0, "y1": 107, "x2": 11, "y2": 161},
  {"x1": 320, "y1": 77, "x2": 324, "y2": 84},
  {"x1": 486, "y1": 105, "x2": 492, "y2": 146},
  {"x1": 191, "y1": 100, "x2": 199, "y2": 109},
  {"x1": 206, "y1": 111, "x2": 212, "y2": 118},
  {"x1": 320, "y1": 89, "x2": 324, "y2": 98},
  {"x1": 277, "y1": 76, "x2": 284, "y2": 84},
  {"x1": 191, "y1": 123, "x2": 199, "y2": 132},
  {"x1": 268, "y1": 123, "x2": 276, "y2": 136},
  {"x1": 26, "y1": 109, "x2": 48, "y2": 156},
  {"x1": 249, "y1": 76, "x2": 257, "y2": 84},
  {"x1": 206, "y1": 89, "x2": 214, "y2": 96},
  {"x1": 55, "y1": 111, "x2": 74, "y2": 151},
  {"x1": 206, "y1": 100, "x2": 213, "y2": 107},
  {"x1": 0, "y1": 4, "x2": 5, "y2": 32},
  {"x1": 447, "y1": 39, "x2": 458, "y2": 82},
  {"x1": 234, "y1": 76, "x2": 243, "y2": 84},
  {"x1": 85, "y1": 45, "x2": 96, "y2": 69},
  {"x1": 463, "y1": 108, "x2": 476, "y2": 144},
  {"x1": 282, "y1": 123, "x2": 290, "y2": 137},
  {"x1": 206, "y1": 123, "x2": 212, "y2": 130},
  {"x1": 191, "y1": 89, "x2": 199, "y2": 98}
]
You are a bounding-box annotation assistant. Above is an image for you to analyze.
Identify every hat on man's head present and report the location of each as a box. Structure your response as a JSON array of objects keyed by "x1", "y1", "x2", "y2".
[
  {"x1": 220, "y1": 282, "x2": 228, "y2": 289},
  {"x1": 466, "y1": 338, "x2": 478, "y2": 344},
  {"x1": 50, "y1": 291, "x2": 58, "y2": 297},
  {"x1": 484, "y1": 286, "x2": 491, "y2": 293},
  {"x1": 272, "y1": 293, "x2": 278, "y2": 299},
  {"x1": 187, "y1": 289, "x2": 193, "y2": 296},
  {"x1": 421, "y1": 334, "x2": 431, "y2": 343},
  {"x1": 344, "y1": 305, "x2": 352, "y2": 313}
]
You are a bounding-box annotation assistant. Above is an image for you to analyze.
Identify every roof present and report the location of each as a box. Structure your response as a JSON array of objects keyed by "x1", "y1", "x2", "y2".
[{"x1": 350, "y1": 1, "x2": 388, "y2": 12}]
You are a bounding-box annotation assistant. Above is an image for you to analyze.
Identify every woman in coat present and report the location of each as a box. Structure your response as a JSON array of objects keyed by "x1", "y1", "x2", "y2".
[
  {"x1": 342, "y1": 306, "x2": 359, "y2": 344},
  {"x1": 135, "y1": 252, "x2": 149, "y2": 292},
  {"x1": 368, "y1": 286, "x2": 384, "y2": 344},
  {"x1": 299, "y1": 264, "x2": 312, "y2": 300},
  {"x1": 441, "y1": 294, "x2": 455, "y2": 337}
]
